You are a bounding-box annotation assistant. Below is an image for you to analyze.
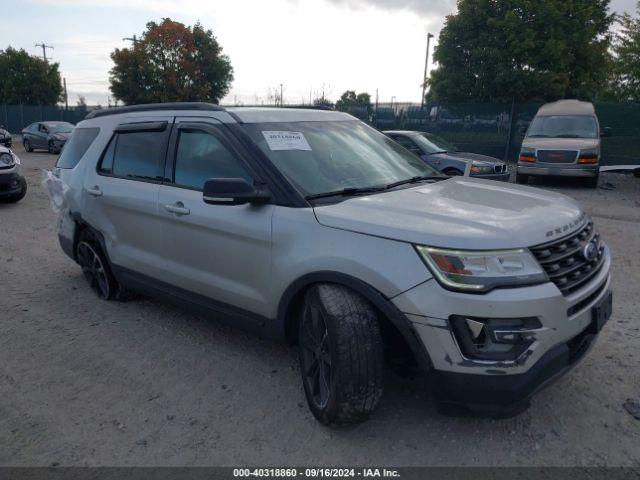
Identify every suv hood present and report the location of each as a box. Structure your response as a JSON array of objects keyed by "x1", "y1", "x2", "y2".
[
  {"x1": 313, "y1": 178, "x2": 585, "y2": 250},
  {"x1": 522, "y1": 137, "x2": 598, "y2": 151}
]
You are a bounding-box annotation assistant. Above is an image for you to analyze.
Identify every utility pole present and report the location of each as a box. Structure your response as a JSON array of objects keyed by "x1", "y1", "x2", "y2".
[
  {"x1": 123, "y1": 35, "x2": 138, "y2": 45},
  {"x1": 35, "y1": 42, "x2": 54, "y2": 62},
  {"x1": 63, "y1": 77, "x2": 68, "y2": 109},
  {"x1": 280, "y1": 84, "x2": 284, "y2": 107},
  {"x1": 420, "y1": 33, "x2": 434, "y2": 109}
]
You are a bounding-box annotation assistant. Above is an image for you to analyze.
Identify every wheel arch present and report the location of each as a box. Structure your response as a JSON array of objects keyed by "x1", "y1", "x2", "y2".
[{"x1": 278, "y1": 271, "x2": 434, "y2": 373}]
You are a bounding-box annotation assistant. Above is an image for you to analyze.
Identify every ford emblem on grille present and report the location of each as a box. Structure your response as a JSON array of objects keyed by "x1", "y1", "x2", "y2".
[{"x1": 582, "y1": 241, "x2": 599, "y2": 262}]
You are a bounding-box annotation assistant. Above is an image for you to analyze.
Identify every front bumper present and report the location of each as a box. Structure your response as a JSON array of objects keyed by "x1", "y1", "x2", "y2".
[
  {"x1": 518, "y1": 163, "x2": 598, "y2": 178},
  {"x1": 0, "y1": 172, "x2": 24, "y2": 197},
  {"x1": 470, "y1": 172, "x2": 510, "y2": 182},
  {"x1": 392, "y1": 245, "x2": 611, "y2": 413}
]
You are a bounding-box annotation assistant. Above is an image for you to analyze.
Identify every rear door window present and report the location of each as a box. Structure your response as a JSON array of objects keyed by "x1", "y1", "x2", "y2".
[
  {"x1": 56, "y1": 127, "x2": 100, "y2": 169},
  {"x1": 99, "y1": 130, "x2": 167, "y2": 181}
]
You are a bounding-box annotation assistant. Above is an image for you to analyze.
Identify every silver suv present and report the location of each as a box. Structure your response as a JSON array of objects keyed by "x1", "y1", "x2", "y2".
[{"x1": 54, "y1": 103, "x2": 612, "y2": 425}]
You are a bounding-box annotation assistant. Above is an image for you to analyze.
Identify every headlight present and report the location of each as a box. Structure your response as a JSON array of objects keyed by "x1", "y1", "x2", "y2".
[
  {"x1": 470, "y1": 163, "x2": 494, "y2": 174},
  {"x1": 0, "y1": 152, "x2": 15, "y2": 166},
  {"x1": 578, "y1": 148, "x2": 598, "y2": 164},
  {"x1": 519, "y1": 147, "x2": 536, "y2": 162},
  {"x1": 415, "y1": 246, "x2": 548, "y2": 293}
]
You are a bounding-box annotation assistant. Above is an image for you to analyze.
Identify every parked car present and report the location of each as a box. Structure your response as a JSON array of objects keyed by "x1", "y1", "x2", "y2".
[
  {"x1": 517, "y1": 100, "x2": 609, "y2": 188},
  {"x1": 53, "y1": 103, "x2": 611, "y2": 426},
  {"x1": 385, "y1": 130, "x2": 509, "y2": 181},
  {"x1": 0, "y1": 145, "x2": 27, "y2": 203},
  {"x1": 0, "y1": 124, "x2": 12, "y2": 148},
  {"x1": 22, "y1": 121, "x2": 74, "y2": 154}
]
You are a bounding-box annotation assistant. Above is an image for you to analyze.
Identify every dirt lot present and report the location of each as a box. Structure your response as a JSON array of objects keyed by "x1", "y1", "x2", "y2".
[{"x1": 1, "y1": 142, "x2": 639, "y2": 467}]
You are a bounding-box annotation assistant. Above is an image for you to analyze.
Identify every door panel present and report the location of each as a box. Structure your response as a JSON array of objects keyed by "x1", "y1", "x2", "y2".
[
  {"x1": 158, "y1": 117, "x2": 273, "y2": 317},
  {"x1": 81, "y1": 115, "x2": 172, "y2": 279}
]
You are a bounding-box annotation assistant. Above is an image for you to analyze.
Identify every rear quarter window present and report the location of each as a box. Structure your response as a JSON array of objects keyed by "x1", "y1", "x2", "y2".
[{"x1": 56, "y1": 127, "x2": 100, "y2": 169}]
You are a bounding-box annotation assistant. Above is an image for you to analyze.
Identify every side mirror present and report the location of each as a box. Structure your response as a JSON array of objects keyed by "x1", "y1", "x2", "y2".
[
  {"x1": 600, "y1": 127, "x2": 612, "y2": 138},
  {"x1": 203, "y1": 178, "x2": 270, "y2": 206}
]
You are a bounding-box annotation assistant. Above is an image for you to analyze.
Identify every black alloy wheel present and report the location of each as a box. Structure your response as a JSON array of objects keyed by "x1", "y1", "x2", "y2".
[
  {"x1": 76, "y1": 241, "x2": 112, "y2": 299},
  {"x1": 300, "y1": 296, "x2": 332, "y2": 409}
]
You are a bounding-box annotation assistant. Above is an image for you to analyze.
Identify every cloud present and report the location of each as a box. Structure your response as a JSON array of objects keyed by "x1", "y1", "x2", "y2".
[{"x1": 323, "y1": 0, "x2": 456, "y2": 17}]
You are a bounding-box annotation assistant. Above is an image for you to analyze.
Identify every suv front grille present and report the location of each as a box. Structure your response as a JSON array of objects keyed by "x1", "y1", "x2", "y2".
[
  {"x1": 530, "y1": 221, "x2": 605, "y2": 296},
  {"x1": 537, "y1": 150, "x2": 578, "y2": 164}
]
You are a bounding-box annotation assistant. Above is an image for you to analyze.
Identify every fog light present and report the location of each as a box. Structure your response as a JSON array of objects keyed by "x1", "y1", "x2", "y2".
[{"x1": 449, "y1": 316, "x2": 541, "y2": 362}]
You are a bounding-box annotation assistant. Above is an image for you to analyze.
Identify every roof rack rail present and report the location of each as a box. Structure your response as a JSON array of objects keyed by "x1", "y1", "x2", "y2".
[{"x1": 84, "y1": 102, "x2": 225, "y2": 120}]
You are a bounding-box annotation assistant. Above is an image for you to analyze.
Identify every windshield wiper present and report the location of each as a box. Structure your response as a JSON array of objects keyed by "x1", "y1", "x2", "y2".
[
  {"x1": 305, "y1": 185, "x2": 387, "y2": 201},
  {"x1": 384, "y1": 174, "x2": 448, "y2": 190},
  {"x1": 556, "y1": 134, "x2": 584, "y2": 138}
]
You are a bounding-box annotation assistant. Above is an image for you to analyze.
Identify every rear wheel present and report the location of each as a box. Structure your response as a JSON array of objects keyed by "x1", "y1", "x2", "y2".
[
  {"x1": 516, "y1": 173, "x2": 529, "y2": 184},
  {"x1": 75, "y1": 230, "x2": 119, "y2": 300},
  {"x1": 298, "y1": 284, "x2": 384, "y2": 426}
]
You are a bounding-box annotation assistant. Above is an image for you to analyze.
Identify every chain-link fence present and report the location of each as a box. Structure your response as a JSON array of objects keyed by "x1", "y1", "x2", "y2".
[
  {"x1": 338, "y1": 101, "x2": 640, "y2": 168},
  {"x1": 0, "y1": 105, "x2": 93, "y2": 134},
  {"x1": 3, "y1": 102, "x2": 637, "y2": 169}
]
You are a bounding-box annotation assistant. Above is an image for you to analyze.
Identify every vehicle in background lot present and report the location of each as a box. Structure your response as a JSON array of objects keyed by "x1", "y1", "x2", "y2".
[
  {"x1": 21, "y1": 121, "x2": 74, "y2": 154},
  {"x1": 385, "y1": 130, "x2": 509, "y2": 181},
  {"x1": 0, "y1": 145, "x2": 27, "y2": 203},
  {"x1": 517, "y1": 100, "x2": 609, "y2": 188},
  {"x1": 0, "y1": 124, "x2": 12, "y2": 148},
  {"x1": 53, "y1": 103, "x2": 612, "y2": 426}
]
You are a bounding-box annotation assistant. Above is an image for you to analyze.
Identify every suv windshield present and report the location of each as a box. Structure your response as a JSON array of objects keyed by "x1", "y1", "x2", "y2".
[
  {"x1": 414, "y1": 133, "x2": 458, "y2": 154},
  {"x1": 527, "y1": 115, "x2": 598, "y2": 139},
  {"x1": 242, "y1": 121, "x2": 439, "y2": 197},
  {"x1": 46, "y1": 123, "x2": 74, "y2": 134}
]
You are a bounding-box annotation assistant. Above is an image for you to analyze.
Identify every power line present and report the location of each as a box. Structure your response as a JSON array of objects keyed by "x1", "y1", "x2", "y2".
[
  {"x1": 122, "y1": 35, "x2": 138, "y2": 45},
  {"x1": 35, "y1": 42, "x2": 54, "y2": 62}
]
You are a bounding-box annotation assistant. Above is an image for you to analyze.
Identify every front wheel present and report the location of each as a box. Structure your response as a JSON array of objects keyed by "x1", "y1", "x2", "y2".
[
  {"x1": 585, "y1": 173, "x2": 599, "y2": 188},
  {"x1": 6, "y1": 178, "x2": 27, "y2": 203},
  {"x1": 23, "y1": 139, "x2": 33, "y2": 152},
  {"x1": 298, "y1": 284, "x2": 384, "y2": 426},
  {"x1": 48, "y1": 140, "x2": 55, "y2": 154}
]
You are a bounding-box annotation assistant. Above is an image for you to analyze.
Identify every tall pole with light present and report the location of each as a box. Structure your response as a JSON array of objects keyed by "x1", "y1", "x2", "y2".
[{"x1": 421, "y1": 33, "x2": 434, "y2": 109}]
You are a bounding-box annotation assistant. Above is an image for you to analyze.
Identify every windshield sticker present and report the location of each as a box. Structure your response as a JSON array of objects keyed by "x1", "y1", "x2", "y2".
[{"x1": 262, "y1": 131, "x2": 312, "y2": 151}]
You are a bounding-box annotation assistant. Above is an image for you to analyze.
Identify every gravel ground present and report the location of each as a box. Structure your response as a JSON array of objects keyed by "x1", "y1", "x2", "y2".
[{"x1": 1, "y1": 143, "x2": 639, "y2": 467}]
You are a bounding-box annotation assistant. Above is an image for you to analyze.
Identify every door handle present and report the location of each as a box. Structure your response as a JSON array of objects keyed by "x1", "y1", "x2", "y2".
[
  {"x1": 86, "y1": 186, "x2": 103, "y2": 197},
  {"x1": 164, "y1": 202, "x2": 190, "y2": 216}
]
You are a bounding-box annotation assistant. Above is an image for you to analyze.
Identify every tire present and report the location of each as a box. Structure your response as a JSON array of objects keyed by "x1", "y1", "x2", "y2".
[
  {"x1": 298, "y1": 284, "x2": 384, "y2": 426},
  {"x1": 585, "y1": 173, "x2": 599, "y2": 188},
  {"x1": 48, "y1": 140, "x2": 55, "y2": 154},
  {"x1": 516, "y1": 173, "x2": 529, "y2": 184},
  {"x1": 6, "y1": 178, "x2": 27, "y2": 203},
  {"x1": 75, "y1": 230, "x2": 119, "y2": 300},
  {"x1": 23, "y1": 139, "x2": 33, "y2": 152},
  {"x1": 443, "y1": 168, "x2": 463, "y2": 177}
]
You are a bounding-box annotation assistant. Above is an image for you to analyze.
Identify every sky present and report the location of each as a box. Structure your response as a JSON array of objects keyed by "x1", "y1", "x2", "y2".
[{"x1": 4, "y1": 0, "x2": 638, "y2": 106}]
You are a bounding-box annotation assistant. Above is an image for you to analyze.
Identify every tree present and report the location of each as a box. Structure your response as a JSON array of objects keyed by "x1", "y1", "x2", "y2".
[
  {"x1": 77, "y1": 95, "x2": 87, "y2": 107},
  {"x1": 607, "y1": 2, "x2": 640, "y2": 101},
  {"x1": 428, "y1": 0, "x2": 613, "y2": 103},
  {"x1": 335, "y1": 90, "x2": 372, "y2": 111},
  {"x1": 0, "y1": 47, "x2": 63, "y2": 105},
  {"x1": 313, "y1": 95, "x2": 334, "y2": 108},
  {"x1": 109, "y1": 18, "x2": 234, "y2": 105}
]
